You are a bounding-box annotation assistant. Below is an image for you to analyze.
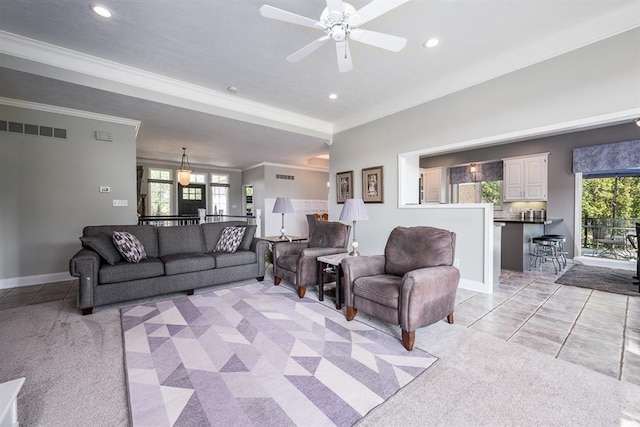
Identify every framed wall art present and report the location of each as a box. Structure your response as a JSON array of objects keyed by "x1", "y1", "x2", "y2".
[
  {"x1": 362, "y1": 166, "x2": 383, "y2": 203},
  {"x1": 336, "y1": 170, "x2": 353, "y2": 204}
]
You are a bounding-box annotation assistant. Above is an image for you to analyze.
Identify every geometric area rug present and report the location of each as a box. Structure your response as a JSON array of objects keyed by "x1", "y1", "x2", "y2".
[{"x1": 121, "y1": 281, "x2": 437, "y2": 426}]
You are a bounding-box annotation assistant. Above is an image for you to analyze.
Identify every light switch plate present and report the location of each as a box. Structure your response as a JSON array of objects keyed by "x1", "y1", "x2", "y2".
[
  {"x1": 99, "y1": 186, "x2": 110, "y2": 193},
  {"x1": 112, "y1": 200, "x2": 128, "y2": 207}
]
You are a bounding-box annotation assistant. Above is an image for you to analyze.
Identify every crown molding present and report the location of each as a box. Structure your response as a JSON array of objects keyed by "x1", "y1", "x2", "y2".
[
  {"x1": 0, "y1": 96, "x2": 141, "y2": 134},
  {"x1": 0, "y1": 30, "x2": 333, "y2": 139},
  {"x1": 136, "y1": 157, "x2": 242, "y2": 173}
]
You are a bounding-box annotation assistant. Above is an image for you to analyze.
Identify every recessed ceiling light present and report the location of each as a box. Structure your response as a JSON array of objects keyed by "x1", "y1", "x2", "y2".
[
  {"x1": 227, "y1": 86, "x2": 238, "y2": 93},
  {"x1": 328, "y1": 93, "x2": 338, "y2": 100},
  {"x1": 91, "y1": 4, "x2": 112, "y2": 18},
  {"x1": 423, "y1": 38, "x2": 439, "y2": 48}
]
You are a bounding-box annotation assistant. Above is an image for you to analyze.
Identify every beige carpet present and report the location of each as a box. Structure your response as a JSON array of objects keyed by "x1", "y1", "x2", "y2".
[{"x1": 1, "y1": 280, "x2": 640, "y2": 426}]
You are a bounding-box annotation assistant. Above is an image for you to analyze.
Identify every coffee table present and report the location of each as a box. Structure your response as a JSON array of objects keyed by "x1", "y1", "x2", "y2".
[{"x1": 317, "y1": 253, "x2": 351, "y2": 309}]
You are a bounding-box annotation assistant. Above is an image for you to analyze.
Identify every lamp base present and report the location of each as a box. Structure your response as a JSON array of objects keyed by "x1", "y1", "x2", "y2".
[
  {"x1": 349, "y1": 250, "x2": 361, "y2": 256},
  {"x1": 279, "y1": 234, "x2": 288, "y2": 240}
]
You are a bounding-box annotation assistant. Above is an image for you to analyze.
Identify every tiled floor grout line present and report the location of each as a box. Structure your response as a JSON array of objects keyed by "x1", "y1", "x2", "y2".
[
  {"x1": 467, "y1": 273, "x2": 545, "y2": 327},
  {"x1": 505, "y1": 282, "x2": 564, "y2": 342},
  {"x1": 554, "y1": 289, "x2": 593, "y2": 360},
  {"x1": 619, "y1": 296, "x2": 630, "y2": 381}
]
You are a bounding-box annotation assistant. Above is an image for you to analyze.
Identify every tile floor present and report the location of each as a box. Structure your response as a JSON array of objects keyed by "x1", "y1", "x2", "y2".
[{"x1": 1, "y1": 265, "x2": 638, "y2": 386}]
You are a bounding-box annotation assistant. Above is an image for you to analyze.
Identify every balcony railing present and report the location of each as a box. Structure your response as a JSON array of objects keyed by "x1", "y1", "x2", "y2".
[
  {"x1": 137, "y1": 209, "x2": 262, "y2": 237},
  {"x1": 582, "y1": 217, "x2": 638, "y2": 260}
]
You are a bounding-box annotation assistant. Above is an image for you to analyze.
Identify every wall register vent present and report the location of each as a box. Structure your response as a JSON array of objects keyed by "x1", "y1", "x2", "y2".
[
  {"x1": 276, "y1": 174, "x2": 295, "y2": 180},
  {"x1": 0, "y1": 120, "x2": 67, "y2": 139}
]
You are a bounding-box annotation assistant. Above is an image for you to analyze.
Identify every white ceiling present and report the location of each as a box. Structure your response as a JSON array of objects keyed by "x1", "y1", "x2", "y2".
[{"x1": 0, "y1": 0, "x2": 638, "y2": 169}]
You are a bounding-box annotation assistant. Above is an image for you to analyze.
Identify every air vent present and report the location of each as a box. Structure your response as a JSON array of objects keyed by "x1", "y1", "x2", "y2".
[
  {"x1": 0, "y1": 119, "x2": 67, "y2": 139},
  {"x1": 276, "y1": 174, "x2": 295, "y2": 180}
]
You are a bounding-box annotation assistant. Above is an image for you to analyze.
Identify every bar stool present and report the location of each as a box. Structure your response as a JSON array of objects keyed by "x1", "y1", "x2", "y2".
[
  {"x1": 540, "y1": 234, "x2": 567, "y2": 268},
  {"x1": 529, "y1": 236, "x2": 563, "y2": 274}
]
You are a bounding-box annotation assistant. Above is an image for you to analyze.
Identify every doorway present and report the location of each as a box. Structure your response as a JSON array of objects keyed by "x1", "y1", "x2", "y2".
[{"x1": 178, "y1": 184, "x2": 206, "y2": 215}]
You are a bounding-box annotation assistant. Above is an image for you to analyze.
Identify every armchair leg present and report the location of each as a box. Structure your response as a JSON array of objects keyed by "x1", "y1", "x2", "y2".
[
  {"x1": 401, "y1": 330, "x2": 415, "y2": 351},
  {"x1": 297, "y1": 285, "x2": 306, "y2": 298},
  {"x1": 346, "y1": 306, "x2": 357, "y2": 321},
  {"x1": 274, "y1": 276, "x2": 281, "y2": 285},
  {"x1": 186, "y1": 289, "x2": 195, "y2": 296},
  {"x1": 81, "y1": 307, "x2": 93, "y2": 316},
  {"x1": 446, "y1": 313, "x2": 454, "y2": 324}
]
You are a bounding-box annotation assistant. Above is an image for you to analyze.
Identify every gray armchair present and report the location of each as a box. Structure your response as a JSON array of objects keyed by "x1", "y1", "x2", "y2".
[
  {"x1": 273, "y1": 221, "x2": 351, "y2": 298},
  {"x1": 342, "y1": 226, "x2": 460, "y2": 351}
]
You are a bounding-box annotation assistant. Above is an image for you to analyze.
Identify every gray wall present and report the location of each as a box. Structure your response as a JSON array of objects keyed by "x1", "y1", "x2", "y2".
[
  {"x1": 243, "y1": 163, "x2": 329, "y2": 233},
  {"x1": 330, "y1": 28, "x2": 640, "y2": 260},
  {"x1": 419, "y1": 123, "x2": 640, "y2": 257},
  {"x1": 0, "y1": 104, "x2": 137, "y2": 282}
]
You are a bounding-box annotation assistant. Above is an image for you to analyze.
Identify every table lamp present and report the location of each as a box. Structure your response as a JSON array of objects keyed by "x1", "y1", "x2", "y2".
[
  {"x1": 273, "y1": 197, "x2": 294, "y2": 239},
  {"x1": 339, "y1": 198, "x2": 369, "y2": 256}
]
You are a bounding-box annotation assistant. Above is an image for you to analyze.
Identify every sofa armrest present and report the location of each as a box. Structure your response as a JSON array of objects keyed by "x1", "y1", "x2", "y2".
[
  {"x1": 399, "y1": 266, "x2": 460, "y2": 331},
  {"x1": 341, "y1": 255, "x2": 386, "y2": 307},
  {"x1": 250, "y1": 238, "x2": 270, "y2": 277},
  {"x1": 69, "y1": 249, "x2": 100, "y2": 309}
]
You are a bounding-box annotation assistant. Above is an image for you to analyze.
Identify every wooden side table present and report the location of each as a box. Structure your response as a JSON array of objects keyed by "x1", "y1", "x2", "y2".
[{"x1": 317, "y1": 253, "x2": 350, "y2": 309}]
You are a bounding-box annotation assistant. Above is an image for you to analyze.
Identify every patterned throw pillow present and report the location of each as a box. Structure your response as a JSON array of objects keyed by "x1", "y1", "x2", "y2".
[
  {"x1": 214, "y1": 227, "x2": 246, "y2": 253},
  {"x1": 112, "y1": 231, "x2": 147, "y2": 263}
]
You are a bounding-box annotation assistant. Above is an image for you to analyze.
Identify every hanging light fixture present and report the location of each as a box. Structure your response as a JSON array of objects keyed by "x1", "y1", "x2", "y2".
[{"x1": 177, "y1": 147, "x2": 192, "y2": 186}]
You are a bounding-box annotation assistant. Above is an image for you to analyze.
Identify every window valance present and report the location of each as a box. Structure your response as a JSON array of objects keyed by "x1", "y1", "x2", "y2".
[
  {"x1": 449, "y1": 161, "x2": 503, "y2": 184},
  {"x1": 572, "y1": 140, "x2": 640, "y2": 174}
]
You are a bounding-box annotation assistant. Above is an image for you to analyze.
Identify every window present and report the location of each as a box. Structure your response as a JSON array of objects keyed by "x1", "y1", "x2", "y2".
[
  {"x1": 147, "y1": 168, "x2": 173, "y2": 215},
  {"x1": 455, "y1": 181, "x2": 502, "y2": 208},
  {"x1": 190, "y1": 173, "x2": 206, "y2": 184},
  {"x1": 211, "y1": 174, "x2": 229, "y2": 214},
  {"x1": 182, "y1": 187, "x2": 203, "y2": 201}
]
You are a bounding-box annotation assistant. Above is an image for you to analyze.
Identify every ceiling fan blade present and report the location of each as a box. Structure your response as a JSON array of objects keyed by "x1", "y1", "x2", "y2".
[
  {"x1": 350, "y1": 29, "x2": 407, "y2": 52},
  {"x1": 326, "y1": 0, "x2": 345, "y2": 21},
  {"x1": 353, "y1": 0, "x2": 410, "y2": 26},
  {"x1": 336, "y1": 41, "x2": 353, "y2": 73},
  {"x1": 260, "y1": 5, "x2": 324, "y2": 29},
  {"x1": 287, "y1": 35, "x2": 330, "y2": 62}
]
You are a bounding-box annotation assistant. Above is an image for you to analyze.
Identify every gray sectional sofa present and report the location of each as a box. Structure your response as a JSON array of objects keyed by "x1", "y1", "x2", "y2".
[{"x1": 69, "y1": 221, "x2": 268, "y2": 314}]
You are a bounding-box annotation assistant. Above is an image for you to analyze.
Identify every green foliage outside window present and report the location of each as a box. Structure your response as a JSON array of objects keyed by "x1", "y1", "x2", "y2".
[
  {"x1": 582, "y1": 177, "x2": 640, "y2": 219},
  {"x1": 480, "y1": 181, "x2": 502, "y2": 206}
]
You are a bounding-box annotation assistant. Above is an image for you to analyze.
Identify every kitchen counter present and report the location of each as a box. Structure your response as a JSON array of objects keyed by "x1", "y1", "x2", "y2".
[{"x1": 494, "y1": 218, "x2": 563, "y2": 225}]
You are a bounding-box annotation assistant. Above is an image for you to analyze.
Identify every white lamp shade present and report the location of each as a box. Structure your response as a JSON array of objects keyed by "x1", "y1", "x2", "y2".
[
  {"x1": 177, "y1": 169, "x2": 192, "y2": 186},
  {"x1": 273, "y1": 197, "x2": 294, "y2": 213},
  {"x1": 339, "y1": 198, "x2": 369, "y2": 221}
]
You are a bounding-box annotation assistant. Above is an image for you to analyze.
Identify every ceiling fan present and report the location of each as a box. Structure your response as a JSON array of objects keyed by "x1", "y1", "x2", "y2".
[{"x1": 260, "y1": 0, "x2": 410, "y2": 72}]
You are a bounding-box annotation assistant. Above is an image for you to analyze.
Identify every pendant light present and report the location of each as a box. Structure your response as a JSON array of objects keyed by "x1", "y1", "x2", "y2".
[{"x1": 177, "y1": 147, "x2": 192, "y2": 186}]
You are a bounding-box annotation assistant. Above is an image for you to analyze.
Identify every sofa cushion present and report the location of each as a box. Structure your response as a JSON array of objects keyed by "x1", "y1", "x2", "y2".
[
  {"x1": 80, "y1": 234, "x2": 122, "y2": 265},
  {"x1": 83, "y1": 225, "x2": 158, "y2": 258},
  {"x1": 202, "y1": 222, "x2": 254, "y2": 252},
  {"x1": 209, "y1": 250, "x2": 257, "y2": 268},
  {"x1": 157, "y1": 225, "x2": 205, "y2": 256},
  {"x1": 384, "y1": 226, "x2": 456, "y2": 277},
  {"x1": 113, "y1": 231, "x2": 147, "y2": 263},
  {"x1": 353, "y1": 275, "x2": 402, "y2": 309},
  {"x1": 161, "y1": 253, "x2": 216, "y2": 276},
  {"x1": 215, "y1": 227, "x2": 246, "y2": 253},
  {"x1": 99, "y1": 257, "x2": 164, "y2": 284}
]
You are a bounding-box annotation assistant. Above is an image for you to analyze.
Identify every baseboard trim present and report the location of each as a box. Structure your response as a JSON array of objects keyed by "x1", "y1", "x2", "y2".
[
  {"x1": 459, "y1": 277, "x2": 492, "y2": 294},
  {"x1": 0, "y1": 272, "x2": 73, "y2": 289}
]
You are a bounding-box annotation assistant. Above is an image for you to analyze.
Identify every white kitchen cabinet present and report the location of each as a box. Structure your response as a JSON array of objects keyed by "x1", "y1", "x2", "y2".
[
  {"x1": 503, "y1": 153, "x2": 548, "y2": 201},
  {"x1": 421, "y1": 167, "x2": 446, "y2": 203}
]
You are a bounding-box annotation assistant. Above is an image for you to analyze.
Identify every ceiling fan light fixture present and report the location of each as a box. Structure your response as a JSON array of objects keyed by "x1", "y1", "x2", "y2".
[
  {"x1": 91, "y1": 4, "x2": 112, "y2": 18},
  {"x1": 424, "y1": 38, "x2": 439, "y2": 48}
]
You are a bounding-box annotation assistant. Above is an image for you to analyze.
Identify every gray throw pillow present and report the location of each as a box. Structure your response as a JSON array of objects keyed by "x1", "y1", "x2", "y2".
[
  {"x1": 80, "y1": 234, "x2": 122, "y2": 265},
  {"x1": 239, "y1": 225, "x2": 257, "y2": 251}
]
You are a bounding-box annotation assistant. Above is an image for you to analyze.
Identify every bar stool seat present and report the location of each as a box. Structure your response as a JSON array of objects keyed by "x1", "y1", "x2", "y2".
[{"x1": 540, "y1": 234, "x2": 567, "y2": 268}]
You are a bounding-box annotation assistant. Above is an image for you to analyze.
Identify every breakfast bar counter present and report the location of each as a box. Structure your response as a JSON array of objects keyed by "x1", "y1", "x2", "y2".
[{"x1": 495, "y1": 218, "x2": 563, "y2": 271}]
